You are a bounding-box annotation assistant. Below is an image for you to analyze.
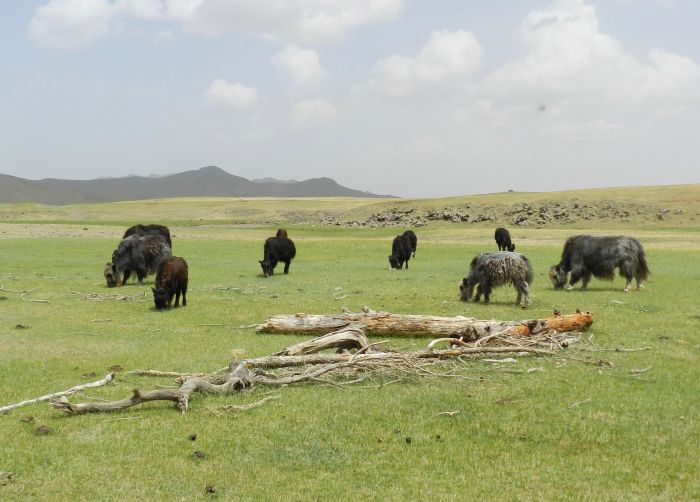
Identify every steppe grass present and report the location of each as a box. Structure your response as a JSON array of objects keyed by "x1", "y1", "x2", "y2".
[{"x1": 0, "y1": 220, "x2": 699, "y2": 500}]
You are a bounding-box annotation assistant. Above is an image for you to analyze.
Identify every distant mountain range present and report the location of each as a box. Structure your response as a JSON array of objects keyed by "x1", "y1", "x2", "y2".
[{"x1": 0, "y1": 166, "x2": 393, "y2": 204}]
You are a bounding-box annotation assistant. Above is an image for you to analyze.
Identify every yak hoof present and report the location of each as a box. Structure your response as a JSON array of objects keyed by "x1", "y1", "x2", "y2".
[
  {"x1": 623, "y1": 287, "x2": 631, "y2": 293},
  {"x1": 565, "y1": 285, "x2": 574, "y2": 291}
]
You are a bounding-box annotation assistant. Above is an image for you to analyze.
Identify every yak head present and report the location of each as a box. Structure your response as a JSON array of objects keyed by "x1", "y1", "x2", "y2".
[
  {"x1": 508, "y1": 243, "x2": 516, "y2": 252},
  {"x1": 259, "y1": 260, "x2": 273, "y2": 277},
  {"x1": 104, "y1": 262, "x2": 120, "y2": 288},
  {"x1": 152, "y1": 287, "x2": 170, "y2": 310},
  {"x1": 388, "y1": 254, "x2": 401, "y2": 270},
  {"x1": 459, "y1": 277, "x2": 474, "y2": 302},
  {"x1": 549, "y1": 265, "x2": 568, "y2": 289}
]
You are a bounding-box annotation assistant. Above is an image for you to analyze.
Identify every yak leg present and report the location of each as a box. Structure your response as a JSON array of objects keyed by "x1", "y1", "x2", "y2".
[
  {"x1": 121, "y1": 269, "x2": 132, "y2": 285},
  {"x1": 520, "y1": 281, "x2": 531, "y2": 308},
  {"x1": 182, "y1": 283, "x2": 187, "y2": 306},
  {"x1": 473, "y1": 284, "x2": 483, "y2": 303},
  {"x1": 581, "y1": 272, "x2": 592, "y2": 290},
  {"x1": 174, "y1": 290, "x2": 180, "y2": 307},
  {"x1": 405, "y1": 258, "x2": 409, "y2": 269},
  {"x1": 283, "y1": 261, "x2": 291, "y2": 274},
  {"x1": 619, "y1": 261, "x2": 635, "y2": 292},
  {"x1": 482, "y1": 285, "x2": 492, "y2": 304},
  {"x1": 568, "y1": 266, "x2": 584, "y2": 290}
]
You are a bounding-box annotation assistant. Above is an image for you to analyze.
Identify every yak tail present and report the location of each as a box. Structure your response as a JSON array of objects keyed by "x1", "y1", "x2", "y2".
[{"x1": 637, "y1": 249, "x2": 650, "y2": 281}]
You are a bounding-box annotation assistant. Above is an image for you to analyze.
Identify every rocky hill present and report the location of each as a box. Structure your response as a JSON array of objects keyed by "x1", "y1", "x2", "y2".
[
  {"x1": 306, "y1": 197, "x2": 691, "y2": 228},
  {"x1": 0, "y1": 166, "x2": 392, "y2": 204}
]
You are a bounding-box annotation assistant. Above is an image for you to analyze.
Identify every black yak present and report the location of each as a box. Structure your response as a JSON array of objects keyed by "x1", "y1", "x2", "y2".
[
  {"x1": 389, "y1": 234, "x2": 412, "y2": 270},
  {"x1": 494, "y1": 228, "x2": 515, "y2": 252},
  {"x1": 152, "y1": 256, "x2": 188, "y2": 310},
  {"x1": 460, "y1": 251, "x2": 533, "y2": 307},
  {"x1": 124, "y1": 224, "x2": 172, "y2": 249},
  {"x1": 402, "y1": 230, "x2": 417, "y2": 257},
  {"x1": 259, "y1": 237, "x2": 296, "y2": 277},
  {"x1": 108, "y1": 234, "x2": 171, "y2": 286},
  {"x1": 549, "y1": 235, "x2": 649, "y2": 292}
]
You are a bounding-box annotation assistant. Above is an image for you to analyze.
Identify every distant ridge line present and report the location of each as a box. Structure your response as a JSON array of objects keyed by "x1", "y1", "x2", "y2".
[{"x1": 0, "y1": 166, "x2": 395, "y2": 204}]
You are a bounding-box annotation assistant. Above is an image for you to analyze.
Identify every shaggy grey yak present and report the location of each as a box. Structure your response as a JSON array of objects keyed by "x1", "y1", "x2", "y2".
[
  {"x1": 549, "y1": 235, "x2": 649, "y2": 292},
  {"x1": 107, "y1": 234, "x2": 171, "y2": 287},
  {"x1": 460, "y1": 251, "x2": 533, "y2": 307}
]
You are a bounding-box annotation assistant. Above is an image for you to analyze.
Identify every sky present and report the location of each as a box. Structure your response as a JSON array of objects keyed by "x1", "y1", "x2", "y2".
[{"x1": 1, "y1": 0, "x2": 699, "y2": 198}]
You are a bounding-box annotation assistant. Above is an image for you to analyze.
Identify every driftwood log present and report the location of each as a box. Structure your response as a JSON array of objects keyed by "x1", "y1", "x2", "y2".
[
  {"x1": 256, "y1": 307, "x2": 593, "y2": 341},
  {"x1": 36, "y1": 309, "x2": 591, "y2": 415}
]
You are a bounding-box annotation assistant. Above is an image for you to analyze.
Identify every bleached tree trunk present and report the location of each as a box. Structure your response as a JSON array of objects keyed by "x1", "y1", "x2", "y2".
[{"x1": 256, "y1": 308, "x2": 593, "y2": 341}]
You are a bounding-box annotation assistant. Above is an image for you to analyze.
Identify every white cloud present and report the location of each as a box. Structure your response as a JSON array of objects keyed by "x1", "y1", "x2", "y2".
[
  {"x1": 272, "y1": 45, "x2": 329, "y2": 88},
  {"x1": 27, "y1": 0, "x2": 117, "y2": 49},
  {"x1": 29, "y1": 0, "x2": 405, "y2": 49},
  {"x1": 368, "y1": 30, "x2": 483, "y2": 96},
  {"x1": 204, "y1": 79, "x2": 258, "y2": 108},
  {"x1": 290, "y1": 99, "x2": 337, "y2": 129},
  {"x1": 482, "y1": 0, "x2": 700, "y2": 118}
]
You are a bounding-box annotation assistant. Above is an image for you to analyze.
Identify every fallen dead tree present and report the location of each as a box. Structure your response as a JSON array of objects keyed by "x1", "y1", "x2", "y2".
[
  {"x1": 256, "y1": 306, "x2": 593, "y2": 340},
  {"x1": 0, "y1": 309, "x2": 592, "y2": 416}
]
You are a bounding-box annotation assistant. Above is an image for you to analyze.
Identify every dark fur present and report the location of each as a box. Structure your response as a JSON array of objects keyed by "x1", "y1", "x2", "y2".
[
  {"x1": 275, "y1": 229, "x2": 288, "y2": 238},
  {"x1": 389, "y1": 234, "x2": 413, "y2": 270},
  {"x1": 402, "y1": 230, "x2": 417, "y2": 257},
  {"x1": 460, "y1": 251, "x2": 533, "y2": 307},
  {"x1": 494, "y1": 227, "x2": 515, "y2": 252},
  {"x1": 259, "y1": 237, "x2": 296, "y2": 277},
  {"x1": 124, "y1": 224, "x2": 172, "y2": 249},
  {"x1": 152, "y1": 256, "x2": 188, "y2": 310},
  {"x1": 549, "y1": 235, "x2": 649, "y2": 291},
  {"x1": 110, "y1": 234, "x2": 171, "y2": 286}
]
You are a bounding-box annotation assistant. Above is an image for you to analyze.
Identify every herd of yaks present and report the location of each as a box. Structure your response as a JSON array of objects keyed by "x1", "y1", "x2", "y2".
[{"x1": 103, "y1": 224, "x2": 650, "y2": 310}]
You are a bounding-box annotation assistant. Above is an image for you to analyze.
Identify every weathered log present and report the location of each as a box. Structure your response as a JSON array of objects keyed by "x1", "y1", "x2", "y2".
[{"x1": 256, "y1": 308, "x2": 593, "y2": 340}]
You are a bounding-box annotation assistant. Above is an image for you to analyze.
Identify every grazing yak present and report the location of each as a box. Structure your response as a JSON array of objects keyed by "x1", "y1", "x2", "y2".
[
  {"x1": 107, "y1": 234, "x2": 171, "y2": 286},
  {"x1": 389, "y1": 233, "x2": 413, "y2": 270},
  {"x1": 494, "y1": 227, "x2": 515, "y2": 252},
  {"x1": 259, "y1": 237, "x2": 296, "y2": 277},
  {"x1": 549, "y1": 235, "x2": 649, "y2": 292},
  {"x1": 402, "y1": 230, "x2": 418, "y2": 257},
  {"x1": 460, "y1": 251, "x2": 533, "y2": 307},
  {"x1": 152, "y1": 256, "x2": 188, "y2": 310},
  {"x1": 124, "y1": 224, "x2": 172, "y2": 249}
]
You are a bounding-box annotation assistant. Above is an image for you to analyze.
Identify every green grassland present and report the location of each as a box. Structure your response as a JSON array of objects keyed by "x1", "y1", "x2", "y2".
[{"x1": 1, "y1": 190, "x2": 699, "y2": 500}]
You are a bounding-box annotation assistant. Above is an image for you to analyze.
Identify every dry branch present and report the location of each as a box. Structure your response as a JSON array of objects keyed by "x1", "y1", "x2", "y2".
[
  {"x1": 53, "y1": 363, "x2": 252, "y2": 414},
  {"x1": 273, "y1": 326, "x2": 369, "y2": 356},
  {"x1": 212, "y1": 395, "x2": 281, "y2": 413},
  {"x1": 1, "y1": 373, "x2": 114, "y2": 414}
]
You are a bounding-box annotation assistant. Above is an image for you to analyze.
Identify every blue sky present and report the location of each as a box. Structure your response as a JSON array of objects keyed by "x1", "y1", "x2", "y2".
[{"x1": 1, "y1": 0, "x2": 699, "y2": 197}]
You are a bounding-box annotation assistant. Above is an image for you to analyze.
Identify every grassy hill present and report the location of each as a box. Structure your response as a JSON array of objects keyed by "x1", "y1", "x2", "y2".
[{"x1": 1, "y1": 184, "x2": 698, "y2": 230}]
